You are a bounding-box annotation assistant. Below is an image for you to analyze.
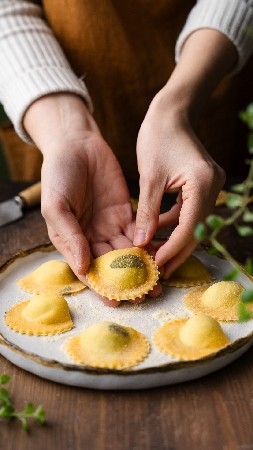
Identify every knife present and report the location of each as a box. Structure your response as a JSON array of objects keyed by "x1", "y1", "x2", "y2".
[{"x1": 0, "y1": 181, "x2": 41, "y2": 227}]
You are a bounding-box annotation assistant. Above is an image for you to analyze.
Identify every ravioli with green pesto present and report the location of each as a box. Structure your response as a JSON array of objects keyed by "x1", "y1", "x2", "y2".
[
  {"x1": 65, "y1": 321, "x2": 150, "y2": 369},
  {"x1": 86, "y1": 247, "x2": 159, "y2": 301}
]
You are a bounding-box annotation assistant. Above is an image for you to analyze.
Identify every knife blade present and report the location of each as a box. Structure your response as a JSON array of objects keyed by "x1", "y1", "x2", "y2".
[{"x1": 0, "y1": 181, "x2": 41, "y2": 227}]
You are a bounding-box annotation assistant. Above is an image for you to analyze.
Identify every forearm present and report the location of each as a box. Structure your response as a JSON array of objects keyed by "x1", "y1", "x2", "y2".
[
  {"x1": 154, "y1": 29, "x2": 238, "y2": 123},
  {"x1": 0, "y1": 0, "x2": 91, "y2": 141}
]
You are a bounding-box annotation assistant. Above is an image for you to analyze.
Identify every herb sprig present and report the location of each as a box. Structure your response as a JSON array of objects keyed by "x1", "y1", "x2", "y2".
[
  {"x1": 194, "y1": 103, "x2": 253, "y2": 321},
  {"x1": 0, "y1": 374, "x2": 45, "y2": 431}
]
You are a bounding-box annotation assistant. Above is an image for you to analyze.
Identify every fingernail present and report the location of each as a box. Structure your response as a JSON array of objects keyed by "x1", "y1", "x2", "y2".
[{"x1": 133, "y1": 229, "x2": 147, "y2": 246}]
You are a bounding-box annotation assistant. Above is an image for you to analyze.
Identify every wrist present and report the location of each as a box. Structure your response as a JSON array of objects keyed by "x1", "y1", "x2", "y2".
[{"x1": 23, "y1": 93, "x2": 98, "y2": 153}]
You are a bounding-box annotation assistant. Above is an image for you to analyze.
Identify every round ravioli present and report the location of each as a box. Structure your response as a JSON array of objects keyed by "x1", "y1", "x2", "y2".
[
  {"x1": 163, "y1": 255, "x2": 212, "y2": 287},
  {"x1": 153, "y1": 314, "x2": 230, "y2": 361},
  {"x1": 184, "y1": 281, "x2": 245, "y2": 321},
  {"x1": 65, "y1": 321, "x2": 150, "y2": 369},
  {"x1": 18, "y1": 259, "x2": 86, "y2": 295},
  {"x1": 5, "y1": 293, "x2": 74, "y2": 335},
  {"x1": 85, "y1": 247, "x2": 159, "y2": 301}
]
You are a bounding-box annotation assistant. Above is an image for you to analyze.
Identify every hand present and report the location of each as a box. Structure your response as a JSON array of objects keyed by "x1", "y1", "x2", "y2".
[
  {"x1": 133, "y1": 29, "x2": 236, "y2": 278},
  {"x1": 41, "y1": 131, "x2": 140, "y2": 307},
  {"x1": 24, "y1": 94, "x2": 161, "y2": 306},
  {"x1": 41, "y1": 128, "x2": 162, "y2": 306},
  {"x1": 134, "y1": 89, "x2": 226, "y2": 278}
]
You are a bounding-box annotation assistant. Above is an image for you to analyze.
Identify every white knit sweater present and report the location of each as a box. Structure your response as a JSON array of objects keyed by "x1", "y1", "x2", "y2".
[{"x1": 0, "y1": 0, "x2": 253, "y2": 140}]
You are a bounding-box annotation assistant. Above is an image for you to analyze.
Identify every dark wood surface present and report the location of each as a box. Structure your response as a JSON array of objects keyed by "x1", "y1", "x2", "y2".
[{"x1": 1, "y1": 181, "x2": 253, "y2": 450}]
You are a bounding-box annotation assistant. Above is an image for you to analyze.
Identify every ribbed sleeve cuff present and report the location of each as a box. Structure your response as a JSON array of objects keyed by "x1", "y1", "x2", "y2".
[
  {"x1": 175, "y1": 0, "x2": 253, "y2": 72},
  {"x1": 1, "y1": 66, "x2": 93, "y2": 142},
  {"x1": 0, "y1": 1, "x2": 92, "y2": 142}
]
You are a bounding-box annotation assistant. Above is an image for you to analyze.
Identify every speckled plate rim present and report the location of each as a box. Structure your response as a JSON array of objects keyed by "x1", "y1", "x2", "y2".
[{"x1": 0, "y1": 243, "x2": 253, "y2": 390}]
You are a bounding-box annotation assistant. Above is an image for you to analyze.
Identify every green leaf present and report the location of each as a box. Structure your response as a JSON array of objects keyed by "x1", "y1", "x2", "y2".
[
  {"x1": 237, "y1": 225, "x2": 253, "y2": 237},
  {"x1": 240, "y1": 103, "x2": 253, "y2": 129},
  {"x1": 25, "y1": 403, "x2": 35, "y2": 414},
  {"x1": 0, "y1": 404, "x2": 14, "y2": 418},
  {"x1": 0, "y1": 374, "x2": 10, "y2": 385},
  {"x1": 0, "y1": 387, "x2": 11, "y2": 405},
  {"x1": 241, "y1": 289, "x2": 253, "y2": 303},
  {"x1": 226, "y1": 193, "x2": 244, "y2": 208},
  {"x1": 20, "y1": 417, "x2": 28, "y2": 431},
  {"x1": 206, "y1": 214, "x2": 225, "y2": 230},
  {"x1": 35, "y1": 405, "x2": 46, "y2": 425},
  {"x1": 0, "y1": 373, "x2": 45, "y2": 431},
  {"x1": 248, "y1": 133, "x2": 253, "y2": 154},
  {"x1": 245, "y1": 258, "x2": 253, "y2": 275},
  {"x1": 207, "y1": 246, "x2": 220, "y2": 256},
  {"x1": 238, "y1": 303, "x2": 253, "y2": 322},
  {"x1": 243, "y1": 210, "x2": 253, "y2": 222},
  {"x1": 223, "y1": 269, "x2": 240, "y2": 281},
  {"x1": 194, "y1": 222, "x2": 206, "y2": 241},
  {"x1": 231, "y1": 183, "x2": 245, "y2": 194}
]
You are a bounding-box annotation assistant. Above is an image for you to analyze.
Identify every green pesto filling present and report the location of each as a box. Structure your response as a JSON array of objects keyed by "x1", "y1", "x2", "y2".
[
  {"x1": 110, "y1": 254, "x2": 145, "y2": 269},
  {"x1": 108, "y1": 323, "x2": 129, "y2": 338}
]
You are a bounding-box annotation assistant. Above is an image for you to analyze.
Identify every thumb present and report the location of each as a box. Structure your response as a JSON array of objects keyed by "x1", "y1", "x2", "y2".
[{"x1": 133, "y1": 179, "x2": 163, "y2": 246}]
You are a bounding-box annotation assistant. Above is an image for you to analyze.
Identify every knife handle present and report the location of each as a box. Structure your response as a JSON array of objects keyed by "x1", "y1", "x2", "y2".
[{"x1": 19, "y1": 181, "x2": 41, "y2": 208}]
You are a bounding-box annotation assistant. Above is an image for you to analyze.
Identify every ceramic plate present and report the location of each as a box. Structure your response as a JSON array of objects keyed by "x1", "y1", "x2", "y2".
[{"x1": 0, "y1": 244, "x2": 253, "y2": 390}]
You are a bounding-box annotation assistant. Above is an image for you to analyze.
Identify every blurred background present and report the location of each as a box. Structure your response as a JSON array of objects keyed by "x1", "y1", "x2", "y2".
[
  {"x1": 0, "y1": 104, "x2": 42, "y2": 182},
  {"x1": 0, "y1": 105, "x2": 9, "y2": 180}
]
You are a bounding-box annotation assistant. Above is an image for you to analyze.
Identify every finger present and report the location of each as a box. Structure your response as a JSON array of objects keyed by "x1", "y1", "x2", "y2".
[
  {"x1": 155, "y1": 218, "x2": 197, "y2": 268},
  {"x1": 99, "y1": 296, "x2": 121, "y2": 308},
  {"x1": 155, "y1": 188, "x2": 203, "y2": 267},
  {"x1": 80, "y1": 273, "x2": 122, "y2": 306},
  {"x1": 90, "y1": 235, "x2": 134, "y2": 258},
  {"x1": 127, "y1": 295, "x2": 146, "y2": 304},
  {"x1": 161, "y1": 240, "x2": 198, "y2": 279},
  {"x1": 147, "y1": 281, "x2": 163, "y2": 298},
  {"x1": 45, "y1": 209, "x2": 90, "y2": 276},
  {"x1": 134, "y1": 176, "x2": 164, "y2": 246}
]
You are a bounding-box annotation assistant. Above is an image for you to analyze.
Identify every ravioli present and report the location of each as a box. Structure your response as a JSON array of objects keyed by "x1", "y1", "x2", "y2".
[
  {"x1": 184, "y1": 280, "x2": 245, "y2": 321},
  {"x1": 162, "y1": 255, "x2": 212, "y2": 287},
  {"x1": 5, "y1": 293, "x2": 74, "y2": 335},
  {"x1": 85, "y1": 247, "x2": 159, "y2": 301},
  {"x1": 18, "y1": 259, "x2": 86, "y2": 295},
  {"x1": 153, "y1": 313, "x2": 230, "y2": 360},
  {"x1": 65, "y1": 321, "x2": 150, "y2": 369}
]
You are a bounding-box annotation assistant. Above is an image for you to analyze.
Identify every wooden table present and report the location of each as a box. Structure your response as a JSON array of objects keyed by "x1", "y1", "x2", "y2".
[{"x1": 1, "y1": 181, "x2": 253, "y2": 450}]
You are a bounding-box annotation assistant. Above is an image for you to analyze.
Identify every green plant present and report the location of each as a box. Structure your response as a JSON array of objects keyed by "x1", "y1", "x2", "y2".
[
  {"x1": 194, "y1": 103, "x2": 253, "y2": 321},
  {"x1": 0, "y1": 374, "x2": 45, "y2": 431}
]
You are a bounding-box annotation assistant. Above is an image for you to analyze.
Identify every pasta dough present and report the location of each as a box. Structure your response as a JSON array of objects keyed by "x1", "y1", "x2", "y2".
[
  {"x1": 86, "y1": 247, "x2": 159, "y2": 301},
  {"x1": 65, "y1": 321, "x2": 150, "y2": 369},
  {"x1": 5, "y1": 293, "x2": 74, "y2": 335},
  {"x1": 184, "y1": 281, "x2": 245, "y2": 321},
  {"x1": 162, "y1": 255, "x2": 213, "y2": 287},
  {"x1": 18, "y1": 259, "x2": 86, "y2": 295},
  {"x1": 153, "y1": 314, "x2": 230, "y2": 360}
]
